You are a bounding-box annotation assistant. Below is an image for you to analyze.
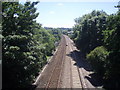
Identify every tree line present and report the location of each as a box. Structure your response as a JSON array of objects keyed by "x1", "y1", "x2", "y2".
[
  {"x1": 72, "y1": 6, "x2": 120, "y2": 89},
  {"x1": 2, "y1": 2, "x2": 61, "y2": 88}
]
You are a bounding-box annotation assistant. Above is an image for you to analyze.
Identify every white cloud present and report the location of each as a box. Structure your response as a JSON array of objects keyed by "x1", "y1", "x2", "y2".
[
  {"x1": 85, "y1": 10, "x2": 90, "y2": 12},
  {"x1": 58, "y1": 3, "x2": 63, "y2": 6},
  {"x1": 49, "y1": 11, "x2": 55, "y2": 14},
  {"x1": 85, "y1": 9, "x2": 92, "y2": 12}
]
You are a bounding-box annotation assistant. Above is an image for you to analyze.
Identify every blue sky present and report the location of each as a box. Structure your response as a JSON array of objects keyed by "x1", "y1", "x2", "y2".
[{"x1": 35, "y1": 2, "x2": 119, "y2": 28}]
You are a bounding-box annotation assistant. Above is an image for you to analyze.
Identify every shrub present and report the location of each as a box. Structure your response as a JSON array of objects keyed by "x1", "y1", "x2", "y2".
[{"x1": 87, "y1": 46, "x2": 109, "y2": 76}]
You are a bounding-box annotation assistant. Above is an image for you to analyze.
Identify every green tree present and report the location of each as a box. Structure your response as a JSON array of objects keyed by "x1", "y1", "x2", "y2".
[
  {"x1": 72, "y1": 3, "x2": 120, "y2": 89},
  {"x1": 73, "y1": 10, "x2": 108, "y2": 55},
  {"x1": 2, "y1": 2, "x2": 41, "y2": 88},
  {"x1": 87, "y1": 46, "x2": 109, "y2": 76},
  {"x1": 102, "y1": 11, "x2": 120, "y2": 89}
]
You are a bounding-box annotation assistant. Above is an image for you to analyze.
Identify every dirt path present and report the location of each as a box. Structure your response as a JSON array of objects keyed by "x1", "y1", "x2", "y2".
[{"x1": 35, "y1": 35, "x2": 103, "y2": 89}]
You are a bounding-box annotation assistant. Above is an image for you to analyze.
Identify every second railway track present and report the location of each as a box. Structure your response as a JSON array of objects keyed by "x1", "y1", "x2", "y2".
[
  {"x1": 45, "y1": 36, "x2": 66, "y2": 89},
  {"x1": 36, "y1": 35, "x2": 66, "y2": 89},
  {"x1": 65, "y1": 36, "x2": 85, "y2": 89}
]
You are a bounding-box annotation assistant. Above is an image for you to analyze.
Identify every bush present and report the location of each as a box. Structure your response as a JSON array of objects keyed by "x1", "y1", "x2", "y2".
[{"x1": 87, "y1": 46, "x2": 109, "y2": 76}]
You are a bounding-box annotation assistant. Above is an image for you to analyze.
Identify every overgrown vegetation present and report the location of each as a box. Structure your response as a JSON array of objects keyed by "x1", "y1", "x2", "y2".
[
  {"x1": 72, "y1": 6, "x2": 120, "y2": 89},
  {"x1": 2, "y1": 2, "x2": 61, "y2": 88},
  {"x1": 87, "y1": 46, "x2": 109, "y2": 76},
  {"x1": 72, "y1": 10, "x2": 108, "y2": 55}
]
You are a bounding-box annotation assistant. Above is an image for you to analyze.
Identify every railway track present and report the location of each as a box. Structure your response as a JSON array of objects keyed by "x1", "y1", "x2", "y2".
[
  {"x1": 66, "y1": 35, "x2": 100, "y2": 89},
  {"x1": 36, "y1": 35, "x2": 101, "y2": 89},
  {"x1": 36, "y1": 35, "x2": 66, "y2": 89},
  {"x1": 65, "y1": 36, "x2": 85, "y2": 89},
  {"x1": 68, "y1": 38, "x2": 86, "y2": 89},
  {"x1": 45, "y1": 36, "x2": 66, "y2": 89}
]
